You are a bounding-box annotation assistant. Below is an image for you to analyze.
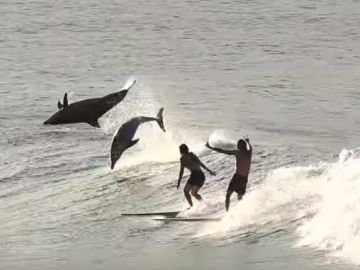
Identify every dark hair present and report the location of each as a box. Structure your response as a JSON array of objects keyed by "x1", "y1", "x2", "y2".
[
  {"x1": 179, "y1": 144, "x2": 189, "y2": 154},
  {"x1": 237, "y1": 139, "x2": 247, "y2": 150}
]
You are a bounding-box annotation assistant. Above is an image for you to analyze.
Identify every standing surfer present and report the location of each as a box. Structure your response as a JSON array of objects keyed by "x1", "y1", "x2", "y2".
[
  {"x1": 177, "y1": 144, "x2": 215, "y2": 207},
  {"x1": 206, "y1": 136, "x2": 252, "y2": 211}
]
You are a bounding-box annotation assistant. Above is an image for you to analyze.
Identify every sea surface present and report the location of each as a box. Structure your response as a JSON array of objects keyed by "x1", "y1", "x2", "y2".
[{"x1": 1, "y1": 0, "x2": 360, "y2": 269}]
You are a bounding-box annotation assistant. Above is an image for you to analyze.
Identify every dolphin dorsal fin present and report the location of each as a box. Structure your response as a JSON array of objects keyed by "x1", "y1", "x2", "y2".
[
  {"x1": 63, "y1": 93, "x2": 68, "y2": 108},
  {"x1": 57, "y1": 100, "x2": 63, "y2": 109}
]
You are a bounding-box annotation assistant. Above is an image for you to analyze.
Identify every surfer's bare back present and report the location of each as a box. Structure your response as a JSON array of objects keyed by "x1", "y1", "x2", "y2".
[{"x1": 206, "y1": 136, "x2": 252, "y2": 211}]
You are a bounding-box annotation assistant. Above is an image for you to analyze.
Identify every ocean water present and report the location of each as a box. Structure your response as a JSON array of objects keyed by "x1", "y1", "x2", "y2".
[{"x1": 1, "y1": 0, "x2": 360, "y2": 269}]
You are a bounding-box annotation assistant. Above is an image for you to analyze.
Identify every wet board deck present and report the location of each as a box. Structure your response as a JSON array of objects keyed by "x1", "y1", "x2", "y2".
[
  {"x1": 153, "y1": 217, "x2": 222, "y2": 222},
  {"x1": 121, "y1": 211, "x2": 181, "y2": 218}
]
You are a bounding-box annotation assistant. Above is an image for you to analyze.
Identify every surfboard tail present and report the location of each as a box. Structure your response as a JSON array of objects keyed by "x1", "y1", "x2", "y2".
[{"x1": 156, "y1": 108, "x2": 165, "y2": 132}]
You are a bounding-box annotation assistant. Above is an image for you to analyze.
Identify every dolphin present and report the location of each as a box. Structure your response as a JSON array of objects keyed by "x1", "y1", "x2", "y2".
[
  {"x1": 43, "y1": 80, "x2": 136, "y2": 128},
  {"x1": 110, "y1": 108, "x2": 166, "y2": 169}
]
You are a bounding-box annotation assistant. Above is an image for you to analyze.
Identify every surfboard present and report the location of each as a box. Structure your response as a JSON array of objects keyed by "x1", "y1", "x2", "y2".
[
  {"x1": 121, "y1": 211, "x2": 181, "y2": 218},
  {"x1": 153, "y1": 217, "x2": 221, "y2": 222}
]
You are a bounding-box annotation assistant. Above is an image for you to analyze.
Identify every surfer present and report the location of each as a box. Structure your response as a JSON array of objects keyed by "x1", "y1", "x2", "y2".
[
  {"x1": 206, "y1": 136, "x2": 252, "y2": 211},
  {"x1": 177, "y1": 144, "x2": 216, "y2": 207}
]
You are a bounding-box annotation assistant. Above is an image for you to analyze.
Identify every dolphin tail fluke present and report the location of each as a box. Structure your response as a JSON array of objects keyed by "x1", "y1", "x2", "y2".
[
  {"x1": 122, "y1": 79, "x2": 136, "y2": 91},
  {"x1": 156, "y1": 108, "x2": 165, "y2": 132}
]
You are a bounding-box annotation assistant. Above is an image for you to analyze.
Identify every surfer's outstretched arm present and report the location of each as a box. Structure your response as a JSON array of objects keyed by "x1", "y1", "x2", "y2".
[
  {"x1": 177, "y1": 163, "x2": 185, "y2": 189},
  {"x1": 199, "y1": 161, "x2": 216, "y2": 176},
  {"x1": 206, "y1": 142, "x2": 236, "y2": 155},
  {"x1": 192, "y1": 153, "x2": 216, "y2": 176}
]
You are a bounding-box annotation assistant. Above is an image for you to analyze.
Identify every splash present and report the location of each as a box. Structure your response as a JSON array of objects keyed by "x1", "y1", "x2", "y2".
[
  {"x1": 198, "y1": 163, "x2": 320, "y2": 237},
  {"x1": 197, "y1": 148, "x2": 360, "y2": 266},
  {"x1": 99, "y1": 77, "x2": 144, "y2": 134},
  {"x1": 208, "y1": 129, "x2": 236, "y2": 147},
  {"x1": 110, "y1": 129, "x2": 238, "y2": 170},
  {"x1": 103, "y1": 79, "x2": 218, "y2": 170},
  {"x1": 111, "y1": 127, "x2": 180, "y2": 170},
  {"x1": 296, "y1": 149, "x2": 360, "y2": 265},
  {"x1": 110, "y1": 126, "x2": 217, "y2": 170},
  {"x1": 101, "y1": 79, "x2": 238, "y2": 171}
]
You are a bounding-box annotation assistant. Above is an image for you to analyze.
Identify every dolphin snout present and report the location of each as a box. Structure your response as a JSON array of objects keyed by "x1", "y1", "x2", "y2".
[{"x1": 43, "y1": 120, "x2": 49, "y2": 125}]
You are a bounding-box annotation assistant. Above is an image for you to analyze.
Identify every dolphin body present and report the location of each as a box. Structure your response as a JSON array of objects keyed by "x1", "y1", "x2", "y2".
[
  {"x1": 43, "y1": 80, "x2": 136, "y2": 128},
  {"x1": 110, "y1": 108, "x2": 165, "y2": 169}
]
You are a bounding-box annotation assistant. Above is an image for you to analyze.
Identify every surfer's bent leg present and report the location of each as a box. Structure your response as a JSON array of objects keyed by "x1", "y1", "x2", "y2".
[
  {"x1": 226, "y1": 174, "x2": 248, "y2": 211},
  {"x1": 191, "y1": 186, "x2": 202, "y2": 201},
  {"x1": 189, "y1": 170, "x2": 205, "y2": 202},
  {"x1": 184, "y1": 183, "x2": 193, "y2": 207}
]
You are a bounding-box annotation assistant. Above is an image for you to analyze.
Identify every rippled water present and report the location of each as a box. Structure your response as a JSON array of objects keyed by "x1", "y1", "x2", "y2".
[{"x1": 1, "y1": 0, "x2": 360, "y2": 269}]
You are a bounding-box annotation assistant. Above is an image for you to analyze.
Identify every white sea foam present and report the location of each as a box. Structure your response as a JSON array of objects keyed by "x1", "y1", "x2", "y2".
[{"x1": 197, "y1": 148, "x2": 360, "y2": 265}]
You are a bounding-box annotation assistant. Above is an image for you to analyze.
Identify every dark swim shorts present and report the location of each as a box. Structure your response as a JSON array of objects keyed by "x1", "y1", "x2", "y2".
[
  {"x1": 187, "y1": 170, "x2": 205, "y2": 188},
  {"x1": 228, "y1": 174, "x2": 248, "y2": 195}
]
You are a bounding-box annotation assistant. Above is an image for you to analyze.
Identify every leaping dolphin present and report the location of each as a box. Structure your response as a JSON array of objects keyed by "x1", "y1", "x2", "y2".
[
  {"x1": 110, "y1": 108, "x2": 166, "y2": 169},
  {"x1": 43, "y1": 80, "x2": 136, "y2": 128}
]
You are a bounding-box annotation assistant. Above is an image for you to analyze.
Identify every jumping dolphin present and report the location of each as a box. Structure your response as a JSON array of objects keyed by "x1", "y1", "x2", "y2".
[
  {"x1": 110, "y1": 108, "x2": 165, "y2": 169},
  {"x1": 43, "y1": 80, "x2": 136, "y2": 128}
]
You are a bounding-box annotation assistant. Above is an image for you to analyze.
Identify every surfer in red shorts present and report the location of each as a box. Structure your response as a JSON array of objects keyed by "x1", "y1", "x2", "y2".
[
  {"x1": 177, "y1": 144, "x2": 216, "y2": 207},
  {"x1": 206, "y1": 136, "x2": 252, "y2": 211}
]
